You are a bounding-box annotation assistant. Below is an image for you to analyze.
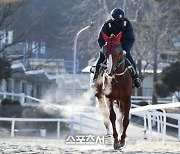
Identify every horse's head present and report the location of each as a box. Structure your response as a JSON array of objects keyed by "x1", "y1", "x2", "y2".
[{"x1": 101, "y1": 31, "x2": 125, "y2": 75}]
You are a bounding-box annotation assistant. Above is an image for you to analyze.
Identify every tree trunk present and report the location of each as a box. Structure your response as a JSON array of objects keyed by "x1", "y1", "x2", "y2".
[
  {"x1": 137, "y1": 59, "x2": 142, "y2": 96},
  {"x1": 152, "y1": 33, "x2": 158, "y2": 104}
]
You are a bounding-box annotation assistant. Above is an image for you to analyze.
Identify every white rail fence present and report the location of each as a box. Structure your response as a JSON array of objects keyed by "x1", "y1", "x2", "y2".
[
  {"x1": 0, "y1": 92, "x2": 172, "y2": 104},
  {"x1": 74, "y1": 113, "x2": 104, "y2": 134},
  {"x1": 0, "y1": 91, "x2": 179, "y2": 141},
  {"x1": 0, "y1": 118, "x2": 73, "y2": 138},
  {"x1": 0, "y1": 92, "x2": 44, "y2": 104},
  {"x1": 0, "y1": 114, "x2": 103, "y2": 138},
  {"x1": 130, "y1": 102, "x2": 180, "y2": 141},
  {"x1": 131, "y1": 96, "x2": 172, "y2": 104},
  {"x1": 1, "y1": 104, "x2": 180, "y2": 141}
]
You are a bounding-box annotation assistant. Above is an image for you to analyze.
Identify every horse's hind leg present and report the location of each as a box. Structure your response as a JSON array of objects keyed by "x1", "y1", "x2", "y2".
[{"x1": 120, "y1": 96, "x2": 131, "y2": 146}]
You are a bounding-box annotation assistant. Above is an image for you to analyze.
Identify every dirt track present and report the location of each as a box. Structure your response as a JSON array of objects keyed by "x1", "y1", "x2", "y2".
[
  {"x1": 0, "y1": 138, "x2": 180, "y2": 154},
  {"x1": 0, "y1": 123, "x2": 180, "y2": 154}
]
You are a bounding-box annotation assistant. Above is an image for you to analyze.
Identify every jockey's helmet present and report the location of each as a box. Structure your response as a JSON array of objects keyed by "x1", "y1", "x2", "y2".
[{"x1": 111, "y1": 8, "x2": 125, "y2": 21}]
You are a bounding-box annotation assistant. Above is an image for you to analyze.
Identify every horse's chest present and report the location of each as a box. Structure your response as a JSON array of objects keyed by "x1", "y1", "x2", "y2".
[
  {"x1": 103, "y1": 77, "x2": 125, "y2": 99},
  {"x1": 102, "y1": 77, "x2": 117, "y2": 94},
  {"x1": 103, "y1": 77, "x2": 113, "y2": 95}
]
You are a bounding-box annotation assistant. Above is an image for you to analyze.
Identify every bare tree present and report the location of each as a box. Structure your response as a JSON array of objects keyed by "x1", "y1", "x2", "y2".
[
  {"x1": 0, "y1": 2, "x2": 27, "y2": 52},
  {"x1": 126, "y1": 0, "x2": 179, "y2": 102},
  {"x1": 0, "y1": 2, "x2": 49, "y2": 78}
]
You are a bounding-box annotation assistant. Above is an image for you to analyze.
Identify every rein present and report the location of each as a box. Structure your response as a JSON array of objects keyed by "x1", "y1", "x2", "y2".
[
  {"x1": 112, "y1": 56, "x2": 127, "y2": 76},
  {"x1": 104, "y1": 57, "x2": 133, "y2": 78}
]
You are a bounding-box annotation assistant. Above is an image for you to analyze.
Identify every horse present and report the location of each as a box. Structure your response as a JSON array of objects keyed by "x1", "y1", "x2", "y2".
[{"x1": 94, "y1": 31, "x2": 132, "y2": 149}]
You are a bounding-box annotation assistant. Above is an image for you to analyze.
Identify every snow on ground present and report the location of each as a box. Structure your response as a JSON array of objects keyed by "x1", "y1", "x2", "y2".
[
  {"x1": 0, "y1": 104, "x2": 180, "y2": 153},
  {"x1": 0, "y1": 123, "x2": 180, "y2": 154}
]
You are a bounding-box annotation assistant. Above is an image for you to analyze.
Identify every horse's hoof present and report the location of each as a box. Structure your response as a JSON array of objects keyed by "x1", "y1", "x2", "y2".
[
  {"x1": 120, "y1": 142, "x2": 126, "y2": 149},
  {"x1": 113, "y1": 142, "x2": 121, "y2": 150},
  {"x1": 105, "y1": 134, "x2": 113, "y2": 145},
  {"x1": 120, "y1": 143, "x2": 125, "y2": 147}
]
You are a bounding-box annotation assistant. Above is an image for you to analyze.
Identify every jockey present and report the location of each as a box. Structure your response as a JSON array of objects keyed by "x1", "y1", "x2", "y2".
[{"x1": 92, "y1": 8, "x2": 142, "y2": 89}]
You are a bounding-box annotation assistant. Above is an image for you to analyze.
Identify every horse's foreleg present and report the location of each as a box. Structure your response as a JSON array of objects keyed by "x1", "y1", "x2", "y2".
[
  {"x1": 120, "y1": 97, "x2": 131, "y2": 146},
  {"x1": 110, "y1": 107, "x2": 118, "y2": 143},
  {"x1": 108, "y1": 101, "x2": 118, "y2": 143},
  {"x1": 116, "y1": 101, "x2": 123, "y2": 135},
  {"x1": 98, "y1": 97, "x2": 110, "y2": 134},
  {"x1": 108, "y1": 101, "x2": 122, "y2": 149}
]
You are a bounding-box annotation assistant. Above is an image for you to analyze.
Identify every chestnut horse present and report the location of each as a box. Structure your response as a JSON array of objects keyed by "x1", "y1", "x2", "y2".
[{"x1": 94, "y1": 31, "x2": 132, "y2": 149}]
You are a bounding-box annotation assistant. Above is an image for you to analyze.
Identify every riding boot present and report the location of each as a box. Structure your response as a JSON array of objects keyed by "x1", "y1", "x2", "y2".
[
  {"x1": 91, "y1": 71, "x2": 99, "y2": 88},
  {"x1": 91, "y1": 52, "x2": 105, "y2": 89},
  {"x1": 132, "y1": 70, "x2": 142, "y2": 89},
  {"x1": 126, "y1": 52, "x2": 142, "y2": 89}
]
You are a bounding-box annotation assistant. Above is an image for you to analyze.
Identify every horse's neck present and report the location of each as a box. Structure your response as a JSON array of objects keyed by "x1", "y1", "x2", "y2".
[{"x1": 116, "y1": 62, "x2": 126, "y2": 73}]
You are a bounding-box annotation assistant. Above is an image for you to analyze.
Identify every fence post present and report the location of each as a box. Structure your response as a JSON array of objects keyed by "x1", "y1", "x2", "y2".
[
  {"x1": 152, "y1": 114, "x2": 156, "y2": 127},
  {"x1": 21, "y1": 93, "x2": 25, "y2": 104},
  {"x1": 178, "y1": 119, "x2": 180, "y2": 141},
  {"x1": 57, "y1": 121, "x2": 60, "y2": 138},
  {"x1": 3, "y1": 92, "x2": 6, "y2": 99},
  {"x1": 159, "y1": 115, "x2": 163, "y2": 137},
  {"x1": 147, "y1": 113, "x2": 152, "y2": 141},
  {"x1": 11, "y1": 120, "x2": 15, "y2": 137},
  {"x1": 162, "y1": 110, "x2": 166, "y2": 141},
  {"x1": 12, "y1": 92, "x2": 14, "y2": 100},
  {"x1": 143, "y1": 114, "x2": 147, "y2": 140},
  {"x1": 80, "y1": 114, "x2": 83, "y2": 132},
  {"x1": 156, "y1": 115, "x2": 160, "y2": 140}
]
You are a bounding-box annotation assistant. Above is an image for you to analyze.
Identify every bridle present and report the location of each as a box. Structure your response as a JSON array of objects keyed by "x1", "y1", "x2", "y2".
[
  {"x1": 101, "y1": 31, "x2": 130, "y2": 77},
  {"x1": 104, "y1": 42, "x2": 127, "y2": 76}
]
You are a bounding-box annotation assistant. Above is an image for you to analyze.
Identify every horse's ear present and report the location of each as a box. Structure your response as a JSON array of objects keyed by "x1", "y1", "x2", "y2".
[
  {"x1": 116, "y1": 32, "x2": 122, "y2": 42},
  {"x1": 101, "y1": 32, "x2": 109, "y2": 42}
]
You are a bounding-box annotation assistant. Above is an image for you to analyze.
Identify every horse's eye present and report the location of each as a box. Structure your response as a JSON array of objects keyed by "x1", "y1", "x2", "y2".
[
  {"x1": 101, "y1": 45, "x2": 107, "y2": 54},
  {"x1": 114, "y1": 45, "x2": 122, "y2": 55}
]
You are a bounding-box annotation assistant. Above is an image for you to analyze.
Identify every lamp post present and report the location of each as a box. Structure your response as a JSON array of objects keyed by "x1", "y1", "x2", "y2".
[
  {"x1": 72, "y1": 22, "x2": 94, "y2": 104},
  {"x1": 123, "y1": 0, "x2": 127, "y2": 13}
]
